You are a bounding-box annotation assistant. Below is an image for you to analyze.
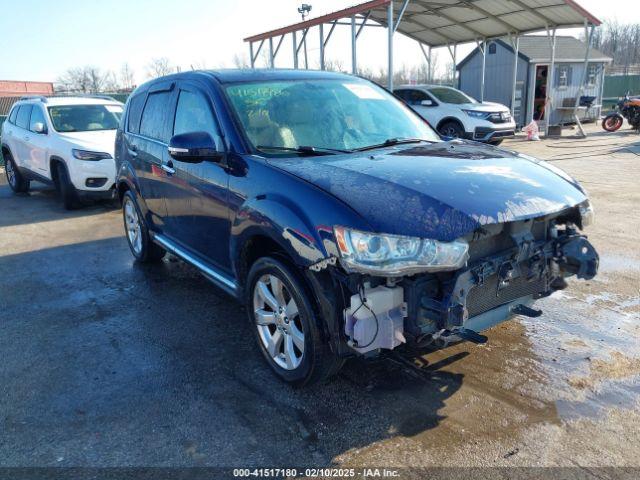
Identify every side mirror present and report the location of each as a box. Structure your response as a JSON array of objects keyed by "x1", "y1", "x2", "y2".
[
  {"x1": 420, "y1": 99, "x2": 434, "y2": 107},
  {"x1": 168, "y1": 131, "x2": 222, "y2": 163},
  {"x1": 33, "y1": 122, "x2": 47, "y2": 134}
]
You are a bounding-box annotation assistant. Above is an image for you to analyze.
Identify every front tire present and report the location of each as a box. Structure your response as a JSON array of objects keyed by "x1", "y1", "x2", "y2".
[
  {"x1": 246, "y1": 257, "x2": 341, "y2": 385},
  {"x1": 122, "y1": 190, "x2": 165, "y2": 263},
  {"x1": 4, "y1": 152, "x2": 30, "y2": 193},
  {"x1": 438, "y1": 120, "x2": 465, "y2": 139},
  {"x1": 488, "y1": 139, "x2": 504, "y2": 146},
  {"x1": 54, "y1": 162, "x2": 80, "y2": 210}
]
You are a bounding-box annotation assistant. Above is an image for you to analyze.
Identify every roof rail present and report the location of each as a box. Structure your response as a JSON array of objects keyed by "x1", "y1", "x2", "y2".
[
  {"x1": 19, "y1": 95, "x2": 48, "y2": 103},
  {"x1": 52, "y1": 93, "x2": 120, "y2": 101}
]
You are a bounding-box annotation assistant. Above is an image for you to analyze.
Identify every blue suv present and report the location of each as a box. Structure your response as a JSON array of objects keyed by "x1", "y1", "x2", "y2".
[{"x1": 115, "y1": 69, "x2": 598, "y2": 385}]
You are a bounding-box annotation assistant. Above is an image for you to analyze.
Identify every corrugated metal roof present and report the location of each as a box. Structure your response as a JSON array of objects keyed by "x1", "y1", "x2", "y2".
[
  {"x1": 512, "y1": 35, "x2": 611, "y2": 62},
  {"x1": 456, "y1": 35, "x2": 612, "y2": 69},
  {"x1": 245, "y1": 0, "x2": 601, "y2": 48}
]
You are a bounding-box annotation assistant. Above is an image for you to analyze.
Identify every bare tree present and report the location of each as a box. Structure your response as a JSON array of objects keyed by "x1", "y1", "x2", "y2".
[
  {"x1": 56, "y1": 66, "x2": 116, "y2": 93},
  {"x1": 146, "y1": 57, "x2": 174, "y2": 79},
  {"x1": 120, "y1": 63, "x2": 135, "y2": 91},
  {"x1": 232, "y1": 53, "x2": 250, "y2": 69},
  {"x1": 586, "y1": 20, "x2": 640, "y2": 74}
]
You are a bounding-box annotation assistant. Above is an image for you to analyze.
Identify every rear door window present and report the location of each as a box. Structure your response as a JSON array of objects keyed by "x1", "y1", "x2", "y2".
[
  {"x1": 127, "y1": 93, "x2": 146, "y2": 134},
  {"x1": 173, "y1": 90, "x2": 222, "y2": 148},
  {"x1": 140, "y1": 91, "x2": 173, "y2": 142},
  {"x1": 15, "y1": 105, "x2": 33, "y2": 129},
  {"x1": 29, "y1": 106, "x2": 46, "y2": 132}
]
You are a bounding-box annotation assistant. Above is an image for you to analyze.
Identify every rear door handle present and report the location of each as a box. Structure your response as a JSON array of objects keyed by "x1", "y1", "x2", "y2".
[{"x1": 161, "y1": 161, "x2": 175, "y2": 175}]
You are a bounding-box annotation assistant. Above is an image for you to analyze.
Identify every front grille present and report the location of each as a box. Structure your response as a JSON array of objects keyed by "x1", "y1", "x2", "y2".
[{"x1": 466, "y1": 273, "x2": 547, "y2": 317}]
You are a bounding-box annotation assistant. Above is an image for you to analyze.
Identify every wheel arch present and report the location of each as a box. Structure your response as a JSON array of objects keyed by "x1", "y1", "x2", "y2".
[{"x1": 49, "y1": 155, "x2": 66, "y2": 185}]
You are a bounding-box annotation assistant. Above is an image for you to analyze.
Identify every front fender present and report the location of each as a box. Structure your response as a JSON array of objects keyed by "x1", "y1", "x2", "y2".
[{"x1": 230, "y1": 192, "x2": 332, "y2": 272}]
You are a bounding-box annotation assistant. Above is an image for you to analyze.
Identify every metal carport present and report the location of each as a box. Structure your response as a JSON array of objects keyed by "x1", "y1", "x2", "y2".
[{"x1": 244, "y1": 0, "x2": 601, "y2": 136}]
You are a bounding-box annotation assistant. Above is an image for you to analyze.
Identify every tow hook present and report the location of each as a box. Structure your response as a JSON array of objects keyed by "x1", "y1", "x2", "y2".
[
  {"x1": 511, "y1": 304, "x2": 543, "y2": 318},
  {"x1": 433, "y1": 327, "x2": 488, "y2": 347}
]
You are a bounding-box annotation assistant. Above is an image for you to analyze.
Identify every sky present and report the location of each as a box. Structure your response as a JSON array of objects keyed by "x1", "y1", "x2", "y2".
[{"x1": 1, "y1": 0, "x2": 638, "y2": 85}]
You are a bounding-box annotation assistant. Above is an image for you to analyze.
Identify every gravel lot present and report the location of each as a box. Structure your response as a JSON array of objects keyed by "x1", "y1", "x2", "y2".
[{"x1": 0, "y1": 125, "x2": 638, "y2": 476}]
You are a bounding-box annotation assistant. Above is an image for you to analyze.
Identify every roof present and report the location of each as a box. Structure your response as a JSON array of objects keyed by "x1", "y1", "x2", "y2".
[
  {"x1": 457, "y1": 35, "x2": 612, "y2": 69},
  {"x1": 135, "y1": 69, "x2": 358, "y2": 91},
  {"x1": 244, "y1": 0, "x2": 601, "y2": 49},
  {"x1": 204, "y1": 68, "x2": 356, "y2": 84}
]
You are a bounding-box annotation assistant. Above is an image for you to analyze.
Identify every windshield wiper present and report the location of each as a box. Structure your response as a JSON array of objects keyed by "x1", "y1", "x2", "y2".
[
  {"x1": 256, "y1": 145, "x2": 351, "y2": 156},
  {"x1": 353, "y1": 138, "x2": 431, "y2": 152}
]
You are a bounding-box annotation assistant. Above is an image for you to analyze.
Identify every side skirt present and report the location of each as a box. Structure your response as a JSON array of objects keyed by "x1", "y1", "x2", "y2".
[{"x1": 152, "y1": 233, "x2": 239, "y2": 298}]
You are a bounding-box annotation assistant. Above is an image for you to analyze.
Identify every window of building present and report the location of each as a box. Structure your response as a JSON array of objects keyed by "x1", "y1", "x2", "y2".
[
  {"x1": 587, "y1": 64, "x2": 598, "y2": 86},
  {"x1": 556, "y1": 65, "x2": 571, "y2": 88},
  {"x1": 488, "y1": 42, "x2": 496, "y2": 54}
]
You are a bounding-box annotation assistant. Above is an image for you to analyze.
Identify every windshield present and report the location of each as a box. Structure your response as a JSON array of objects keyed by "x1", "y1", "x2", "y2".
[
  {"x1": 225, "y1": 79, "x2": 440, "y2": 155},
  {"x1": 48, "y1": 104, "x2": 123, "y2": 132},
  {"x1": 427, "y1": 87, "x2": 476, "y2": 105}
]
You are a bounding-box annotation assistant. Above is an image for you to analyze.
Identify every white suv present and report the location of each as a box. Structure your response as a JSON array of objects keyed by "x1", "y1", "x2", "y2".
[
  {"x1": 1, "y1": 96, "x2": 123, "y2": 209},
  {"x1": 394, "y1": 85, "x2": 515, "y2": 145}
]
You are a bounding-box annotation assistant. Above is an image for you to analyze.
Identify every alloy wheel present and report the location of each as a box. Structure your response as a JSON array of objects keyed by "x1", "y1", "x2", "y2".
[
  {"x1": 443, "y1": 126, "x2": 460, "y2": 137},
  {"x1": 253, "y1": 274, "x2": 304, "y2": 370},
  {"x1": 124, "y1": 198, "x2": 143, "y2": 255}
]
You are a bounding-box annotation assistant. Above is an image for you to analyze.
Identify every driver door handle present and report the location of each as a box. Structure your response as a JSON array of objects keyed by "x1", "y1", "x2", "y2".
[{"x1": 127, "y1": 144, "x2": 138, "y2": 157}]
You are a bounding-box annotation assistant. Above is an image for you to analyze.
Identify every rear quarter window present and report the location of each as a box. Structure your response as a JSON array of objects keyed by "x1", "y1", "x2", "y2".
[
  {"x1": 8, "y1": 105, "x2": 19, "y2": 124},
  {"x1": 15, "y1": 105, "x2": 33, "y2": 129},
  {"x1": 127, "y1": 93, "x2": 146, "y2": 134}
]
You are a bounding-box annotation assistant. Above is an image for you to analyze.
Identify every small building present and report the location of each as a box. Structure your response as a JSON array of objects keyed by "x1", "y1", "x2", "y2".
[
  {"x1": 456, "y1": 36, "x2": 612, "y2": 127},
  {"x1": 0, "y1": 80, "x2": 54, "y2": 117}
]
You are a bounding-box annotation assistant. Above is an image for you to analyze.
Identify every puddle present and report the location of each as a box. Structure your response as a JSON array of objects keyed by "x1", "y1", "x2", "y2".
[{"x1": 519, "y1": 291, "x2": 640, "y2": 421}]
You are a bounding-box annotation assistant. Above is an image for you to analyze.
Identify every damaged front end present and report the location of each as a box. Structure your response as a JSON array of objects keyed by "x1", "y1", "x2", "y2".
[{"x1": 321, "y1": 204, "x2": 598, "y2": 355}]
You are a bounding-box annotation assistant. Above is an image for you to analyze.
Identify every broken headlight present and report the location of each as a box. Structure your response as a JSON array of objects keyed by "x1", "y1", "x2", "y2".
[
  {"x1": 333, "y1": 226, "x2": 469, "y2": 276},
  {"x1": 579, "y1": 200, "x2": 595, "y2": 228}
]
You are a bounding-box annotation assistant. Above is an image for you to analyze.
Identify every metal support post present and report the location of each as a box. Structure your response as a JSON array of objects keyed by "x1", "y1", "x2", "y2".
[
  {"x1": 387, "y1": 0, "x2": 394, "y2": 90},
  {"x1": 351, "y1": 16, "x2": 357, "y2": 74},
  {"x1": 510, "y1": 35, "x2": 520, "y2": 118},
  {"x1": 319, "y1": 23, "x2": 325, "y2": 70}
]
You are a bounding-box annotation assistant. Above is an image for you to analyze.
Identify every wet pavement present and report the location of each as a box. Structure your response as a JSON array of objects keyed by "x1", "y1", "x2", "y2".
[{"x1": 0, "y1": 125, "x2": 639, "y2": 469}]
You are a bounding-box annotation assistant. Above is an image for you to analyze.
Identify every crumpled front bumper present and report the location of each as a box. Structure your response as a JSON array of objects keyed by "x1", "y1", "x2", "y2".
[{"x1": 409, "y1": 232, "x2": 598, "y2": 337}]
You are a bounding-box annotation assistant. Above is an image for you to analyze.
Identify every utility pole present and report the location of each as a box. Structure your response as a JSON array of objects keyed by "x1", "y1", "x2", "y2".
[{"x1": 298, "y1": 4, "x2": 312, "y2": 69}]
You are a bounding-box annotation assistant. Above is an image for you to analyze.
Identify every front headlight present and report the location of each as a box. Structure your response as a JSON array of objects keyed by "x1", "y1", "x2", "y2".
[
  {"x1": 579, "y1": 200, "x2": 595, "y2": 228},
  {"x1": 72, "y1": 149, "x2": 112, "y2": 161},
  {"x1": 462, "y1": 109, "x2": 489, "y2": 119},
  {"x1": 333, "y1": 227, "x2": 469, "y2": 276}
]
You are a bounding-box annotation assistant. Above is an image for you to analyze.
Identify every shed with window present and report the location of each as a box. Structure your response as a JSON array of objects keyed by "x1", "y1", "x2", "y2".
[{"x1": 456, "y1": 35, "x2": 611, "y2": 127}]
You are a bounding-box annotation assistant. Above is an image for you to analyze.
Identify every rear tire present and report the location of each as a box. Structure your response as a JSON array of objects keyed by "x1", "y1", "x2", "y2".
[
  {"x1": 438, "y1": 121, "x2": 465, "y2": 139},
  {"x1": 54, "y1": 162, "x2": 80, "y2": 210},
  {"x1": 122, "y1": 190, "x2": 165, "y2": 263},
  {"x1": 246, "y1": 256, "x2": 341, "y2": 386},
  {"x1": 4, "y1": 152, "x2": 30, "y2": 193}
]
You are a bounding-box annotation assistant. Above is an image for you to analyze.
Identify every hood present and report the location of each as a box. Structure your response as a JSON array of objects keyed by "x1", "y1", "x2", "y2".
[
  {"x1": 270, "y1": 141, "x2": 587, "y2": 242},
  {"x1": 58, "y1": 130, "x2": 117, "y2": 154},
  {"x1": 458, "y1": 101, "x2": 509, "y2": 113}
]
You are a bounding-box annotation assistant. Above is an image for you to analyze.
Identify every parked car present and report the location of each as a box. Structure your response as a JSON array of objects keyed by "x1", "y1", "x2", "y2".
[
  {"x1": 1, "y1": 96, "x2": 123, "y2": 209},
  {"x1": 394, "y1": 84, "x2": 515, "y2": 144},
  {"x1": 115, "y1": 69, "x2": 598, "y2": 385}
]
